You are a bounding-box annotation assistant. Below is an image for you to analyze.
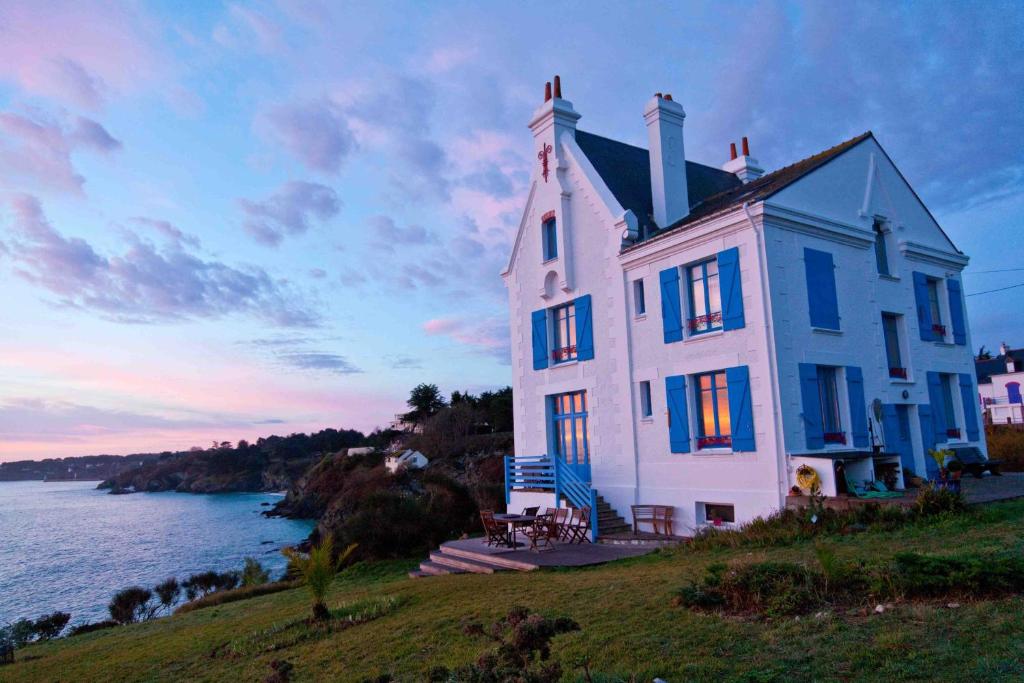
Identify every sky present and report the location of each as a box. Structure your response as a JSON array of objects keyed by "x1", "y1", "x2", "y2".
[{"x1": 1, "y1": 1, "x2": 1022, "y2": 462}]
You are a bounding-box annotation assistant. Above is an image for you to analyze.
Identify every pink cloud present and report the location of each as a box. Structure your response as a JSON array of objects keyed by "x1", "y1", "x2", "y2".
[
  {"x1": 423, "y1": 316, "x2": 510, "y2": 363},
  {"x1": 0, "y1": 2, "x2": 167, "y2": 108}
]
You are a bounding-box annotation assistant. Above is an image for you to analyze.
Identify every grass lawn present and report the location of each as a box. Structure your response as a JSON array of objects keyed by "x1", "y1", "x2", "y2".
[{"x1": 5, "y1": 501, "x2": 1024, "y2": 682}]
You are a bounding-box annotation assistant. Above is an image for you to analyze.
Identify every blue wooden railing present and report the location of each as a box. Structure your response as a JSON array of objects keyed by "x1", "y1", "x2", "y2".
[{"x1": 503, "y1": 454, "x2": 598, "y2": 541}]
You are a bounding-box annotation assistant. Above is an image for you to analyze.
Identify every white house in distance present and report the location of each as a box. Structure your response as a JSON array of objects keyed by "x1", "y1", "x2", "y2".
[
  {"x1": 501, "y1": 76, "x2": 986, "y2": 534},
  {"x1": 977, "y1": 343, "x2": 1024, "y2": 425},
  {"x1": 386, "y1": 449, "x2": 428, "y2": 474}
]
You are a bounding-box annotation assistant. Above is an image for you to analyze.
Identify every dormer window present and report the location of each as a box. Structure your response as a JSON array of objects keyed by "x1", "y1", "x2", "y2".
[
  {"x1": 873, "y1": 218, "x2": 890, "y2": 276},
  {"x1": 542, "y1": 217, "x2": 557, "y2": 261}
]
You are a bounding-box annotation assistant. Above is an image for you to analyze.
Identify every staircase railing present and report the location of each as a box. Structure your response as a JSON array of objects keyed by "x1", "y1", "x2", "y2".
[{"x1": 503, "y1": 455, "x2": 598, "y2": 541}]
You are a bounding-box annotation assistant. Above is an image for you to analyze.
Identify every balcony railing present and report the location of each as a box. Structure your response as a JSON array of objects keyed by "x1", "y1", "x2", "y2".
[
  {"x1": 823, "y1": 431, "x2": 847, "y2": 445},
  {"x1": 697, "y1": 435, "x2": 732, "y2": 449},
  {"x1": 551, "y1": 345, "x2": 577, "y2": 362},
  {"x1": 932, "y1": 323, "x2": 947, "y2": 338},
  {"x1": 688, "y1": 311, "x2": 722, "y2": 332},
  {"x1": 946, "y1": 428, "x2": 962, "y2": 439},
  {"x1": 888, "y1": 367, "x2": 908, "y2": 379}
]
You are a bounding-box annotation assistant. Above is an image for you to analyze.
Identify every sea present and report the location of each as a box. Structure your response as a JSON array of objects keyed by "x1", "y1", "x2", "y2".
[{"x1": 0, "y1": 480, "x2": 315, "y2": 626}]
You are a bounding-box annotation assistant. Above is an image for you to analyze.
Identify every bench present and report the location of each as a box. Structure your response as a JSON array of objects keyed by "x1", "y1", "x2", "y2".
[
  {"x1": 949, "y1": 446, "x2": 1003, "y2": 478},
  {"x1": 631, "y1": 505, "x2": 675, "y2": 536}
]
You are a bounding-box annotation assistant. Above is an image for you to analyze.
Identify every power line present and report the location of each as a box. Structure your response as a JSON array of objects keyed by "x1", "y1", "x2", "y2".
[
  {"x1": 969, "y1": 268, "x2": 1024, "y2": 274},
  {"x1": 966, "y1": 282, "x2": 1024, "y2": 297}
]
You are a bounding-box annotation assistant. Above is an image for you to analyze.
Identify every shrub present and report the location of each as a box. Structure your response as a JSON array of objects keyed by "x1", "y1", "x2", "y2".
[
  {"x1": 108, "y1": 586, "x2": 155, "y2": 624},
  {"x1": 182, "y1": 570, "x2": 240, "y2": 601},
  {"x1": 431, "y1": 606, "x2": 579, "y2": 682},
  {"x1": 67, "y1": 621, "x2": 118, "y2": 637},
  {"x1": 892, "y1": 552, "x2": 1024, "y2": 597},
  {"x1": 241, "y1": 557, "x2": 271, "y2": 587},
  {"x1": 914, "y1": 484, "x2": 966, "y2": 516},
  {"x1": 30, "y1": 612, "x2": 70, "y2": 641},
  {"x1": 154, "y1": 578, "x2": 180, "y2": 614}
]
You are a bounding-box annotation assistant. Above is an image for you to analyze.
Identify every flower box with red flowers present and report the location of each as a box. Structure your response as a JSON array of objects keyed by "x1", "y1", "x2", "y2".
[
  {"x1": 697, "y1": 435, "x2": 732, "y2": 449},
  {"x1": 823, "y1": 432, "x2": 847, "y2": 444},
  {"x1": 688, "y1": 311, "x2": 722, "y2": 332},
  {"x1": 946, "y1": 428, "x2": 962, "y2": 439},
  {"x1": 888, "y1": 367, "x2": 908, "y2": 379},
  {"x1": 932, "y1": 324, "x2": 947, "y2": 337},
  {"x1": 551, "y1": 346, "x2": 576, "y2": 362}
]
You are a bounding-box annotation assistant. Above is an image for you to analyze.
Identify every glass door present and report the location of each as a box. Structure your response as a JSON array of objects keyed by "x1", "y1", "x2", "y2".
[{"x1": 551, "y1": 391, "x2": 591, "y2": 482}]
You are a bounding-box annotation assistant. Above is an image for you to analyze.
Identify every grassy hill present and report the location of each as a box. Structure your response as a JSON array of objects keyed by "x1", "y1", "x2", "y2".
[{"x1": 6, "y1": 500, "x2": 1024, "y2": 682}]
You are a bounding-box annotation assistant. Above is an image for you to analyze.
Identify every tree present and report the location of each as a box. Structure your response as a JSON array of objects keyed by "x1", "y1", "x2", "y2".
[
  {"x1": 977, "y1": 345, "x2": 992, "y2": 360},
  {"x1": 241, "y1": 557, "x2": 270, "y2": 587},
  {"x1": 31, "y1": 612, "x2": 70, "y2": 641},
  {"x1": 283, "y1": 535, "x2": 357, "y2": 621},
  {"x1": 182, "y1": 571, "x2": 239, "y2": 601},
  {"x1": 108, "y1": 587, "x2": 155, "y2": 624},
  {"x1": 154, "y1": 578, "x2": 180, "y2": 614},
  {"x1": 403, "y1": 383, "x2": 447, "y2": 425}
]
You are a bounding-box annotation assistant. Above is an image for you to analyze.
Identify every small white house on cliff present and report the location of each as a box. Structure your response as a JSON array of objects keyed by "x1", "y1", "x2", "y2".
[
  {"x1": 977, "y1": 343, "x2": 1024, "y2": 425},
  {"x1": 502, "y1": 77, "x2": 986, "y2": 535}
]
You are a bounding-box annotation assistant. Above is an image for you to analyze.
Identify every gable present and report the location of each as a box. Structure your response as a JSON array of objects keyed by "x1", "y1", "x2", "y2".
[{"x1": 768, "y1": 135, "x2": 959, "y2": 255}]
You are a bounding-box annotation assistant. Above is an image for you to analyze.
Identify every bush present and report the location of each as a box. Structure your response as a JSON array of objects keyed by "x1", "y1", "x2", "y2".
[
  {"x1": 153, "y1": 578, "x2": 180, "y2": 614},
  {"x1": 914, "y1": 484, "x2": 966, "y2": 516},
  {"x1": 675, "y1": 561, "x2": 824, "y2": 617},
  {"x1": 108, "y1": 586, "x2": 155, "y2": 624},
  {"x1": 175, "y1": 580, "x2": 299, "y2": 614},
  {"x1": 241, "y1": 557, "x2": 270, "y2": 587},
  {"x1": 30, "y1": 612, "x2": 70, "y2": 641},
  {"x1": 985, "y1": 425, "x2": 1024, "y2": 471},
  {"x1": 182, "y1": 571, "x2": 240, "y2": 601},
  {"x1": 67, "y1": 621, "x2": 118, "y2": 637}
]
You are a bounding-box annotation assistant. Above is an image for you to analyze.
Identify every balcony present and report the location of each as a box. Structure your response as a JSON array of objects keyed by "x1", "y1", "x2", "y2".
[
  {"x1": 932, "y1": 323, "x2": 947, "y2": 338},
  {"x1": 551, "y1": 345, "x2": 577, "y2": 363},
  {"x1": 888, "y1": 367, "x2": 908, "y2": 379},
  {"x1": 823, "y1": 432, "x2": 847, "y2": 445},
  {"x1": 697, "y1": 435, "x2": 731, "y2": 449},
  {"x1": 688, "y1": 311, "x2": 722, "y2": 332}
]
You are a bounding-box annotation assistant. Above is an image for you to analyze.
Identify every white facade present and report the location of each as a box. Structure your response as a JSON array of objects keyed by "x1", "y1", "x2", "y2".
[
  {"x1": 502, "y1": 82, "x2": 985, "y2": 534},
  {"x1": 385, "y1": 449, "x2": 428, "y2": 473},
  {"x1": 977, "y1": 344, "x2": 1024, "y2": 424}
]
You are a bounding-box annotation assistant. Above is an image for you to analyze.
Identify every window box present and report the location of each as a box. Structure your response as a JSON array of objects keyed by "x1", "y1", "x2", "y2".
[
  {"x1": 697, "y1": 435, "x2": 732, "y2": 449},
  {"x1": 946, "y1": 428, "x2": 961, "y2": 439},
  {"x1": 888, "y1": 367, "x2": 908, "y2": 379},
  {"x1": 688, "y1": 311, "x2": 722, "y2": 332},
  {"x1": 823, "y1": 432, "x2": 847, "y2": 445},
  {"x1": 551, "y1": 345, "x2": 576, "y2": 362},
  {"x1": 932, "y1": 323, "x2": 947, "y2": 338}
]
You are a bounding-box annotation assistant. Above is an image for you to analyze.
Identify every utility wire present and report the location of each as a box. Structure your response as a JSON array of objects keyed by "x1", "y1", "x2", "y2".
[
  {"x1": 966, "y1": 282, "x2": 1024, "y2": 297},
  {"x1": 969, "y1": 268, "x2": 1024, "y2": 274}
]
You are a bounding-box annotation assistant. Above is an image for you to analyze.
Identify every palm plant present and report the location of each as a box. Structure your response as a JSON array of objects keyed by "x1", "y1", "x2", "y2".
[{"x1": 284, "y1": 535, "x2": 357, "y2": 621}]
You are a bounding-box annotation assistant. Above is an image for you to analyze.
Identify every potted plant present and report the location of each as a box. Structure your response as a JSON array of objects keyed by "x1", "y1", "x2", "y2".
[{"x1": 928, "y1": 447, "x2": 954, "y2": 487}]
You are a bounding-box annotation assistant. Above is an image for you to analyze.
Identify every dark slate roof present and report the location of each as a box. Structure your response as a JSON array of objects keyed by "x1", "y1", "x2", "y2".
[
  {"x1": 575, "y1": 130, "x2": 742, "y2": 241},
  {"x1": 976, "y1": 349, "x2": 1024, "y2": 384},
  {"x1": 600, "y1": 130, "x2": 874, "y2": 251}
]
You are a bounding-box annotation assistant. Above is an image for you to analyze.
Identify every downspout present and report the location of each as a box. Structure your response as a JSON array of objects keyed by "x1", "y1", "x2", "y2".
[{"x1": 743, "y1": 202, "x2": 787, "y2": 508}]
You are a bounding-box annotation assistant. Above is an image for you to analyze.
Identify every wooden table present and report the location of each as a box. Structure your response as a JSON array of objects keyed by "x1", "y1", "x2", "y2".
[{"x1": 493, "y1": 513, "x2": 537, "y2": 548}]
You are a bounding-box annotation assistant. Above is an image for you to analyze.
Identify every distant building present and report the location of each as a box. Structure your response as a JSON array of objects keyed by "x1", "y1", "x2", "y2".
[
  {"x1": 977, "y1": 343, "x2": 1024, "y2": 424},
  {"x1": 346, "y1": 447, "x2": 375, "y2": 457},
  {"x1": 385, "y1": 449, "x2": 428, "y2": 474}
]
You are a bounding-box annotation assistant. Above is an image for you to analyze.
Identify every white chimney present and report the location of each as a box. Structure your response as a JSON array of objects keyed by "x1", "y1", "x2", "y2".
[
  {"x1": 644, "y1": 93, "x2": 689, "y2": 227},
  {"x1": 723, "y1": 136, "x2": 764, "y2": 183},
  {"x1": 528, "y1": 75, "x2": 580, "y2": 172}
]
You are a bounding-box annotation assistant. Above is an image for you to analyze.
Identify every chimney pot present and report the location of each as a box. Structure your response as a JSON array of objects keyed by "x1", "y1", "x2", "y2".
[
  {"x1": 655, "y1": 92, "x2": 663, "y2": 99},
  {"x1": 544, "y1": 81, "x2": 552, "y2": 102},
  {"x1": 553, "y1": 75, "x2": 562, "y2": 98},
  {"x1": 730, "y1": 142, "x2": 738, "y2": 160},
  {"x1": 742, "y1": 136, "x2": 750, "y2": 156},
  {"x1": 664, "y1": 93, "x2": 673, "y2": 101}
]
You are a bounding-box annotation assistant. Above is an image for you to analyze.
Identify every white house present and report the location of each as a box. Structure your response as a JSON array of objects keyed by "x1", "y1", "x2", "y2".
[
  {"x1": 386, "y1": 449, "x2": 428, "y2": 474},
  {"x1": 346, "y1": 447, "x2": 375, "y2": 457},
  {"x1": 977, "y1": 343, "x2": 1024, "y2": 425},
  {"x1": 502, "y1": 77, "x2": 986, "y2": 535}
]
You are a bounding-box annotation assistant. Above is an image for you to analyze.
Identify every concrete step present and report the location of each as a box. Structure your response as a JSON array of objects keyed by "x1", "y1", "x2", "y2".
[
  {"x1": 439, "y1": 544, "x2": 538, "y2": 571},
  {"x1": 418, "y1": 560, "x2": 466, "y2": 577},
  {"x1": 429, "y1": 551, "x2": 499, "y2": 574}
]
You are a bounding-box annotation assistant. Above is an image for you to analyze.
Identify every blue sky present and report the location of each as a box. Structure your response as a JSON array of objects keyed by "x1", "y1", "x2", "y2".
[{"x1": 1, "y1": 1, "x2": 1022, "y2": 460}]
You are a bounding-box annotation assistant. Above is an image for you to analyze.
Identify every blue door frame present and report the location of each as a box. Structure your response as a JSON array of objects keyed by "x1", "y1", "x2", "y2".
[
  {"x1": 549, "y1": 391, "x2": 591, "y2": 483},
  {"x1": 882, "y1": 404, "x2": 915, "y2": 474}
]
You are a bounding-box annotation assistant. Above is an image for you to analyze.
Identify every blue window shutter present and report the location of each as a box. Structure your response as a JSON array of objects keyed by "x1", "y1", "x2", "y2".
[
  {"x1": 659, "y1": 267, "x2": 683, "y2": 343},
  {"x1": 665, "y1": 375, "x2": 690, "y2": 453},
  {"x1": 959, "y1": 373, "x2": 979, "y2": 441},
  {"x1": 725, "y1": 365, "x2": 755, "y2": 451},
  {"x1": 575, "y1": 294, "x2": 594, "y2": 361},
  {"x1": 925, "y1": 371, "x2": 947, "y2": 443},
  {"x1": 913, "y1": 272, "x2": 935, "y2": 341},
  {"x1": 718, "y1": 247, "x2": 745, "y2": 331},
  {"x1": 918, "y1": 404, "x2": 938, "y2": 478},
  {"x1": 799, "y1": 363, "x2": 824, "y2": 449},
  {"x1": 846, "y1": 366, "x2": 869, "y2": 448},
  {"x1": 947, "y1": 278, "x2": 967, "y2": 345},
  {"x1": 531, "y1": 309, "x2": 548, "y2": 370},
  {"x1": 804, "y1": 248, "x2": 840, "y2": 330}
]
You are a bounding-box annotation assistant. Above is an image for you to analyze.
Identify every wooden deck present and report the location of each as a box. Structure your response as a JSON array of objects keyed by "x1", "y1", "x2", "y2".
[{"x1": 410, "y1": 537, "x2": 656, "y2": 578}]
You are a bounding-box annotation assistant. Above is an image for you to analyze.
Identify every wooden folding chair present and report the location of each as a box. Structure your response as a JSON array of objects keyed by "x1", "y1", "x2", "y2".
[
  {"x1": 523, "y1": 511, "x2": 558, "y2": 552},
  {"x1": 521, "y1": 506, "x2": 540, "y2": 516},
  {"x1": 568, "y1": 506, "x2": 592, "y2": 544},
  {"x1": 480, "y1": 510, "x2": 511, "y2": 547}
]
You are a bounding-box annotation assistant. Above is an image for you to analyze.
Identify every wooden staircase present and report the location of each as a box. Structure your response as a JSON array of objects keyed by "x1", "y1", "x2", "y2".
[
  {"x1": 409, "y1": 541, "x2": 538, "y2": 578},
  {"x1": 593, "y1": 494, "x2": 631, "y2": 537}
]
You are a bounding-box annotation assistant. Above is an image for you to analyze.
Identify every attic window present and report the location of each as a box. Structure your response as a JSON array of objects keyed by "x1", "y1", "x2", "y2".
[
  {"x1": 873, "y1": 219, "x2": 890, "y2": 276},
  {"x1": 542, "y1": 217, "x2": 557, "y2": 261}
]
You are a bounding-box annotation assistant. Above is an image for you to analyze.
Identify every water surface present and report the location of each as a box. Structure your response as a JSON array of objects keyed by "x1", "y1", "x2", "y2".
[{"x1": 0, "y1": 481, "x2": 313, "y2": 625}]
